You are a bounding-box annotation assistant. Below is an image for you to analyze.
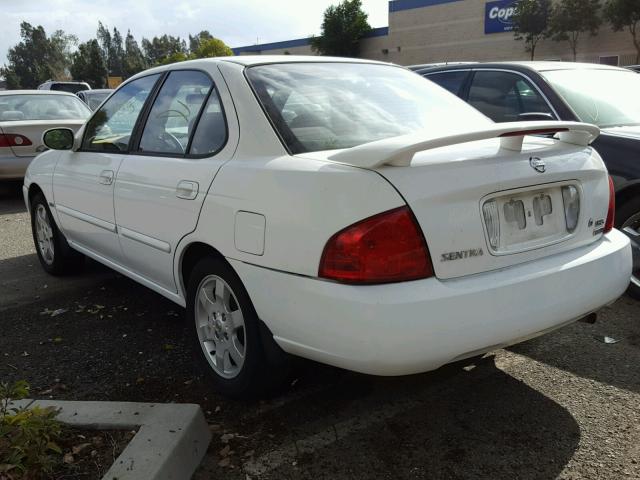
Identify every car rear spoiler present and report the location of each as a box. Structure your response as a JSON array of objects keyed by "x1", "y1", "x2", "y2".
[{"x1": 328, "y1": 121, "x2": 600, "y2": 168}]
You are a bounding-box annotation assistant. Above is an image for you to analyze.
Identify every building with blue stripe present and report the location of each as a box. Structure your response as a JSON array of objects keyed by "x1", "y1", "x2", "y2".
[{"x1": 232, "y1": 0, "x2": 636, "y2": 67}]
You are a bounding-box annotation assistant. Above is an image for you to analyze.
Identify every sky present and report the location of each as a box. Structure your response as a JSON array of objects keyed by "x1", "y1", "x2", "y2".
[{"x1": 1, "y1": 0, "x2": 391, "y2": 64}]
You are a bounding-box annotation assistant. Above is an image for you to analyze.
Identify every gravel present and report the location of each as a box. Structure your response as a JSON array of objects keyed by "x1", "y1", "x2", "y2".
[{"x1": 1, "y1": 181, "x2": 639, "y2": 479}]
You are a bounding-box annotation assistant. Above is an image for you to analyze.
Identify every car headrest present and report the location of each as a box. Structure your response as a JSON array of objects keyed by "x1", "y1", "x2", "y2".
[{"x1": 0, "y1": 111, "x2": 25, "y2": 121}]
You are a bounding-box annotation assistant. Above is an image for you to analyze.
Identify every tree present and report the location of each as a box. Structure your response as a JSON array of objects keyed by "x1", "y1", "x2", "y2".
[
  {"x1": 96, "y1": 22, "x2": 112, "y2": 69},
  {"x1": 110, "y1": 27, "x2": 125, "y2": 77},
  {"x1": 189, "y1": 30, "x2": 213, "y2": 53},
  {"x1": 70, "y1": 39, "x2": 107, "y2": 88},
  {"x1": 604, "y1": 0, "x2": 640, "y2": 64},
  {"x1": 310, "y1": 0, "x2": 371, "y2": 57},
  {"x1": 549, "y1": 0, "x2": 601, "y2": 61},
  {"x1": 1, "y1": 22, "x2": 75, "y2": 88},
  {"x1": 191, "y1": 37, "x2": 233, "y2": 58},
  {"x1": 123, "y1": 30, "x2": 147, "y2": 78},
  {"x1": 512, "y1": 0, "x2": 552, "y2": 60},
  {"x1": 142, "y1": 35, "x2": 187, "y2": 65}
]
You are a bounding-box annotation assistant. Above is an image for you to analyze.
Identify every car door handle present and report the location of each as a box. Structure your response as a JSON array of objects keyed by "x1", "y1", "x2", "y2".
[
  {"x1": 99, "y1": 170, "x2": 114, "y2": 185},
  {"x1": 176, "y1": 180, "x2": 199, "y2": 200}
]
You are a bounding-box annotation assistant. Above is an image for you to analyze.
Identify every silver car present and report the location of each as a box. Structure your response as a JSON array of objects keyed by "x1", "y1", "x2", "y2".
[{"x1": 0, "y1": 90, "x2": 91, "y2": 179}]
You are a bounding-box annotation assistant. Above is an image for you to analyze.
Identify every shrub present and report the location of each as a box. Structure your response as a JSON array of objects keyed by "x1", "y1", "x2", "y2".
[{"x1": 0, "y1": 381, "x2": 62, "y2": 479}]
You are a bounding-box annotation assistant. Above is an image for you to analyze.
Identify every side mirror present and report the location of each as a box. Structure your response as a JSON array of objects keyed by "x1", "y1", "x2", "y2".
[
  {"x1": 518, "y1": 112, "x2": 556, "y2": 122},
  {"x1": 42, "y1": 128, "x2": 74, "y2": 150}
]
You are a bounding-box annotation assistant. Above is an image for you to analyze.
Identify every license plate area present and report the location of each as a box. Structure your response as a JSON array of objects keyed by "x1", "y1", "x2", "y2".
[{"x1": 481, "y1": 182, "x2": 580, "y2": 255}]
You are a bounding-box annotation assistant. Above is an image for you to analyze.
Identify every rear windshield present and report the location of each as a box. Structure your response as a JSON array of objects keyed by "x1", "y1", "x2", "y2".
[
  {"x1": 0, "y1": 94, "x2": 91, "y2": 121},
  {"x1": 246, "y1": 62, "x2": 490, "y2": 154},
  {"x1": 51, "y1": 83, "x2": 89, "y2": 94}
]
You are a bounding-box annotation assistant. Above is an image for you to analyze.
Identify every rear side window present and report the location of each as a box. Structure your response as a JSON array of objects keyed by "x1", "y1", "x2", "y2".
[
  {"x1": 82, "y1": 74, "x2": 160, "y2": 152},
  {"x1": 189, "y1": 90, "x2": 227, "y2": 156},
  {"x1": 425, "y1": 71, "x2": 469, "y2": 97},
  {"x1": 139, "y1": 70, "x2": 213, "y2": 156},
  {"x1": 468, "y1": 71, "x2": 553, "y2": 123}
]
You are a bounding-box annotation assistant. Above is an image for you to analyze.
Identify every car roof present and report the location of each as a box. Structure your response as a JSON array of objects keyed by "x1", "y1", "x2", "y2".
[
  {"x1": 0, "y1": 89, "x2": 79, "y2": 97},
  {"x1": 125, "y1": 55, "x2": 396, "y2": 85},
  {"x1": 219, "y1": 55, "x2": 390, "y2": 67},
  {"x1": 41, "y1": 80, "x2": 90, "y2": 84},
  {"x1": 78, "y1": 89, "x2": 113, "y2": 94},
  {"x1": 417, "y1": 61, "x2": 630, "y2": 74}
]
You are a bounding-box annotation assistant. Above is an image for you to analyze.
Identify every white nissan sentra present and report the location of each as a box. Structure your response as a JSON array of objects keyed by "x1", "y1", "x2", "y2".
[{"x1": 24, "y1": 56, "x2": 631, "y2": 396}]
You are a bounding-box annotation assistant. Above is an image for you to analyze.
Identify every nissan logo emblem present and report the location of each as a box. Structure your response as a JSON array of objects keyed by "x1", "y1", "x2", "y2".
[{"x1": 530, "y1": 157, "x2": 546, "y2": 173}]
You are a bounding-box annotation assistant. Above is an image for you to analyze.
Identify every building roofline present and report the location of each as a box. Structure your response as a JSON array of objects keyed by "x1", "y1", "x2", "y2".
[
  {"x1": 389, "y1": 0, "x2": 463, "y2": 12},
  {"x1": 232, "y1": 26, "x2": 389, "y2": 55}
]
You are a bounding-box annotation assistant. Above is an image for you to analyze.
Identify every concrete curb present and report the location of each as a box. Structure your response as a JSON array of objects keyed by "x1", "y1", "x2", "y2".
[{"x1": 13, "y1": 400, "x2": 211, "y2": 480}]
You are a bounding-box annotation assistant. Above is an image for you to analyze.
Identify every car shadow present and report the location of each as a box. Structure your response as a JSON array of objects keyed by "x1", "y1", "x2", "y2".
[
  {"x1": 200, "y1": 358, "x2": 581, "y2": 479},
  {"x1": 0, "y1": 180, "x2": 26, "y2": 215},
  {"x1": 509, "y1": 298, "x2": 640, "y2": 394},
  {"x1": 0, "y1": 268, "x2": 580, "y2": 478}
]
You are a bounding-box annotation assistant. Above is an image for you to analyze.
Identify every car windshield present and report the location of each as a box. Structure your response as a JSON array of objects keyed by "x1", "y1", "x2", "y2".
[
  {"x1": 246, "y1": 62, "x2": 491, "y2": 154},
  {"x1": 542, "y1": 68, "x2": 640, "y2": 128},
  {"x1": 0, "y1": 94, "x2": 91, "y2": 121}
]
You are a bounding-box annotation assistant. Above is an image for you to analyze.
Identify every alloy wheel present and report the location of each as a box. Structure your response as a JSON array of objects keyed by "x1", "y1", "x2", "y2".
[
  {"x1": 35, "y1": 204, "x2": 54, "y2": 265},
  {"x1": 195, "y1": 275, "x2": 247, "y2": 379}
]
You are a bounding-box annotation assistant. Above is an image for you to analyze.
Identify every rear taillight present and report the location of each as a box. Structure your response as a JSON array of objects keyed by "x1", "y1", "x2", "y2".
[
  {"x1": 0, "y1": 134, "x2": 32, "y2": 147},
  {"x1": 604, "y1": 176, "x2": 615, "y2": 234},
  {"x1": 319, "y1": 206, "x2": 433, "y2": 284}
]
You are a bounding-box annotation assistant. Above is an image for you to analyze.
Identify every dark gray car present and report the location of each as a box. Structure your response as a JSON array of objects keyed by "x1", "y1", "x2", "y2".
[{"x1": 415, "y1": 61, "x2": 640, "y2": 297}]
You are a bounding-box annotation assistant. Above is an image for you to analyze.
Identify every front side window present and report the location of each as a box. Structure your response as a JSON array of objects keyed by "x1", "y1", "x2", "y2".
[
  {"x1": 139, "y1": 70, "x2": 212, "y2": 155},
  {"x1": 81, "y1": 74, "x2": 160, "y2": 152},
  {"x1": 0, "y1": 94, "x2": 90, "y2": 122},
  {"x1": 425, "y1": 71, "x2": 470, "y2": 97},
  {"x1": 246, "y1": 62, "x2": 490, "y2": 154},
  {"x1": 468, "y1": 71, "x2": 553, "y2": 123}
]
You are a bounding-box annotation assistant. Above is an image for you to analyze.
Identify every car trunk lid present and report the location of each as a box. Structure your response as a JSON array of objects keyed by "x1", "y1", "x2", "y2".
[
  {"x1": 299, "y1": 121, "x2": 611, "y2": 279},
  {"x1": 0, "y1": 119, "x2": 84, "y2": 157}
]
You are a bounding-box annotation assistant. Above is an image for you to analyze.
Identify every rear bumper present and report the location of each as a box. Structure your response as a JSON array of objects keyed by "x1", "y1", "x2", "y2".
[
  {"x1": 0, "y1": 155, "x2": 33, "y2": 179},
  {"x1": 230, "y1": 229, "x2": 631, "y2": 376}
]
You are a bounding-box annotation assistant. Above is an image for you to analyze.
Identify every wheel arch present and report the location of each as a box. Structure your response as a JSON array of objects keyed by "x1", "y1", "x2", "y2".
[
  {"x1": 27, "y1": 182, "x2": 45, "y2": 210},
  {"x1": 615, "y1": 181, "x2": 640, "y2": 215},
  {"x1": 178, "y1": 241, "x2": 228, "y2": 296}
]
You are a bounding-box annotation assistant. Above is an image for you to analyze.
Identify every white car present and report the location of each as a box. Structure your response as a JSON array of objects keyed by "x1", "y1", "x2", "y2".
[
  {"x1": 37, "y1": 80, "x2": 91, "y2": 94},
  {"x1": 0, "y1": 90, "x2": 91, "y2": 179},
  {"x1": 24, "y1": 57, "x2": 631, "y2": 397}
]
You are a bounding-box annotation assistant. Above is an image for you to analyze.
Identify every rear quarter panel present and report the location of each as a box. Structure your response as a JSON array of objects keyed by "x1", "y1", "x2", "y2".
[{"x1": 181, "y1": 155, "x2": 405, "y2": 284}]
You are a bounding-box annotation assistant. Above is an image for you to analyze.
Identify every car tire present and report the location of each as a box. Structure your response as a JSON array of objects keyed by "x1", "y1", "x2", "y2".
[
  {"x1": 186, "y1": 256, "x2": 291, "y2": 398},
  {"x1": 615, "y1": 196, "x2": 640, "y2": 300},
  {"x1": 30, "y1": 193, "x2": 84, "y2": 275}
]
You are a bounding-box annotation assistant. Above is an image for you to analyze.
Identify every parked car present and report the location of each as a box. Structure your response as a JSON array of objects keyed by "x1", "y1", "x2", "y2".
[
  {"x1": 76, "y1": 89, "x2": 114, "y2": 111},
  {"x1": 38, "y1": 80, "x2": 91, "y2": 94},
  {"x1": 0, "y1": 90, "x2": 91, "y2": 179},
  {"x1": 25, "y1": 57, "x2": 631, "y2": 397},
  {"x1": 416, "y1": 61, "x2": 640, "y2": 297},
  {"x1": 625, "y1": 65, "x2": 640, "y2": 73}
]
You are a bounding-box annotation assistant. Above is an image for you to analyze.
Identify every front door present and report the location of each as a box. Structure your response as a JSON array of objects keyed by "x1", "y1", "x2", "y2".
[
  {"x1": 53, "y1": 74, "x2": 161, "y2": 262},
  {"x1": 114, "y1": 68, "x2": 239, "y2": 292}
]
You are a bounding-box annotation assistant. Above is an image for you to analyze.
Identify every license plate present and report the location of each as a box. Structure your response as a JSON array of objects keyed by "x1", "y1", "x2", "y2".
[{"x1": 482, "y1": 185, "x2": 573, "y2": 254}]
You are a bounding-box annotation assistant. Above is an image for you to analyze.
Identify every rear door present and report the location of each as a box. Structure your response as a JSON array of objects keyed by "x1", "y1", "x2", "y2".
[
  {"x1": 53, "y1": 74, "x2": 161, "y2": 263},
  {"x1": 114, "y1": 67, "x2": 239, "y2": 292}
]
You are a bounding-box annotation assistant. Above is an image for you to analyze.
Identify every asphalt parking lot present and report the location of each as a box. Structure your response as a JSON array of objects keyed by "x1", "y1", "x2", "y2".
[{"x1": 1, "y1": 181, "x2": 639, "y2": 479}]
